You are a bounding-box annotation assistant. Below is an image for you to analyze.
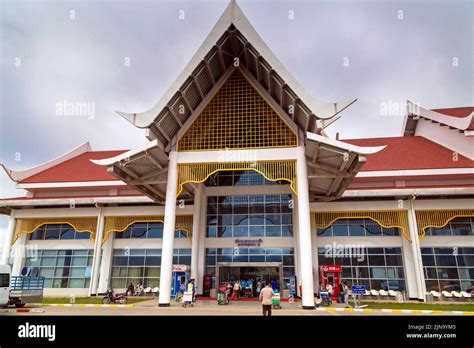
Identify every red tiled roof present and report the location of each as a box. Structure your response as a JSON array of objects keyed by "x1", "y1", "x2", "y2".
[
  {"x1": 0, "y1": 194, "x2": 146, "y2": 201},
  {"x1": 432, "y1": 107, "x2": 474, "y2": 118},
  {"x1": 17, "y1": 136, "x2": 474, "y2": 184},
  {"x1": 21, "y1": 150, "x2": 128, "y2": 183},
  {"x1": 342, "y1": 136, "x2": 474, "y2": 171},
  {"x1": 432, "y1": 107, "x2": 474, "y2": 130}
]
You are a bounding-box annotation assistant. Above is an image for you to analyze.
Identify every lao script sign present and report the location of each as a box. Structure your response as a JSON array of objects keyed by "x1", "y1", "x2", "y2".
[
  {"x1": 234, "y1": 239, "x2": 263, "y2": 247},
  {"x1": 351, "y1": 285, "x2": 366, "y2": 295}
]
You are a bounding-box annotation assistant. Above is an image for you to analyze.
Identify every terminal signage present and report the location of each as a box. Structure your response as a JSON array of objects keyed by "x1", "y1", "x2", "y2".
[
  {"x1": 234, "y1": 238, "x2": 263, "y2": 247},
  {"x1": 351, "y1": 285, "x2": 366, "y2": 295}
]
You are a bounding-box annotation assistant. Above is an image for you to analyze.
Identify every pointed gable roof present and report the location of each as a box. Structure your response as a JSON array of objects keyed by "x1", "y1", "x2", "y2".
[
  {"x1": 403, "y1": 100, "x2": 474, "y2": 136},
  {"x1": 117, "y1": 0, "x2": 356, "y2": 149}
]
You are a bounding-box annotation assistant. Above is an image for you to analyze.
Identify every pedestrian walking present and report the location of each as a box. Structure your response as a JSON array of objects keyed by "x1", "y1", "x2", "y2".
[
  {"x1": 233, "y1": 279, "x2": 241, "y2": 300},
  {"x1": 338, "y1": 282, "x2": 344, "y2": 303},
  {"x1": 259, "y1": 281, "x2": 274, "y2": 317},
  {"x1": 342, "y1": 281, "x2": 350, "y2": 307},
  {"x1": 187, "y1": 278, "x2": 196, "y2": 303}
]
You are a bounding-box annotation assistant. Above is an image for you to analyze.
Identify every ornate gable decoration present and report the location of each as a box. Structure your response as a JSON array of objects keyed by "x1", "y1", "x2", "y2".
[{"x1": 177, "y1": 69, "x2": 297, "y2": 151}]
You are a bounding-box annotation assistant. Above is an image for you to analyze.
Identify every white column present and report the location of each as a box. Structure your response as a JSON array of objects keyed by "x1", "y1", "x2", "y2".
[
  {"x1": 296, "y1": 146, "x2": 315, "y2": 309},
  {"x1": 97, "y1": 233, "x2": 114, "y2": 294},
  {"x1": 292, "y1": 196, "x2": 302, "y2": 297},
  {"x1": 11, "y1": 234, "x2": 27, "y2": 276},
  {"x1": 197, "y1": 188, "x2": 207, "y2": 295},
  {"x1": 311, "y1": 212, "x2": 320, "y2": 294},
  {"x1": 190, "y1": 185, "x2": 202, "y2": 286},
  {"x1": 401, "y1": 236, "x2": 418, "y2": 299},
  {"x1": 158, "y1": 150, "x2": 178, "y2": 306},
  {"x1": 407, "y1": 199, "x2": 426, "y2": 301},
  {"x1": 89, "y1": 207, "x2": 105, "y2": 296},
  {"x1": 1, "y1": 212, "x2": 16, "y2": 265}
]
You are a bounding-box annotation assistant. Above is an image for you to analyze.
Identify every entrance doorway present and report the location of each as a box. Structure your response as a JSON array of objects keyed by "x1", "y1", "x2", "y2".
[{"x1": 216, "y1": 262, "x2": 283, "y2": 297}]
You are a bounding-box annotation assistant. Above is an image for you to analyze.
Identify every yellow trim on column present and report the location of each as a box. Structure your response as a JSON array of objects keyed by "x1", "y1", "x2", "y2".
[
  {"x1": 12, "y1": 217, "x2": 97, "y2": 245},
  {"x1": 415, "y1": 209, "x2": 474, "y2": 240},
  {"x1": 313, "y1": 210, "x2": 411, "y2": 242},
  {"x1": 177, "y1": 160, "x2": 297, "y2": 197},
  {"x1": 102, "y1": 215, "x2": 193, "y2": 244}
]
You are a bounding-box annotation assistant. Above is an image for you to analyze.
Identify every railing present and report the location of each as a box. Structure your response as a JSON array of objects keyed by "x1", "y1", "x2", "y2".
[{"x1": 10, "y1": 276, "x2": 45, "y2": 290}]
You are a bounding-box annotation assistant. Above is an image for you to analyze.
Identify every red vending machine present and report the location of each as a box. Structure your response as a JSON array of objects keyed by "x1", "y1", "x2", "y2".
[{"x1": 319, "y1": 265, "x2": 342, "y2": 300}]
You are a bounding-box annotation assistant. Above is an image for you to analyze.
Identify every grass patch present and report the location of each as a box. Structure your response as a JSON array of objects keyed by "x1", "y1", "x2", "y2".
[
  {"x1": 353, "y1": 301, "x2": 474, "y2": 312},
  {"x1": 41, "y1": 297, "x2": 152, "y2": 305}
]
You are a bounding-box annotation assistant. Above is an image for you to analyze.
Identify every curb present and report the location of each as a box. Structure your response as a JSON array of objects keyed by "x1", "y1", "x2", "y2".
[
  {"x1": 34, "y1": 303, "x2": 133, "y2": 308},
  {"x1": 315, "y1": 307, "x2": 474, "y2": 315}
]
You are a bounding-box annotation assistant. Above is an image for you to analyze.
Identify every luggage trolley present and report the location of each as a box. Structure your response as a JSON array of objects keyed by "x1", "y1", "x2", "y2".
[
  {"x1": 272, "y1": 292, "x2": 281, "y2": 309},
  {"x1": 244, "y1": 286, "x2": 253, "y2": 298},
  {"x1": 319, "y1": 291, "x2": 332, "y2": 307},
  {"x1": 181, "y1": 291, "x2": 194, "y2": 308}
]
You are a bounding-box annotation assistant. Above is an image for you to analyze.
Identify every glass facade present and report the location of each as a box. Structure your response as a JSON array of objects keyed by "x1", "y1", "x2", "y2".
[
  {"x1": 114, "y1": 222, "x2": 189, "y2": 239},
  {"x1": 424, "y1": 217, "x2": 474, "y2": 236},
  {"x1": 29, "y1": 224, "x2": 91, "y2": 240},
  {"x1": 206, "y1": 194, "x2": 293, "y2": 238},
  {"x1": 110, "y1": 248, "x2": 191, "y2": 288},
  {"x1": 422, "y1": 247, "x2": 474, "y2": 292},
  {"x1": 25, "y1": 249, "x2": 93, "y2": 288},
  {"x1": 317, "y1": 219, "x2": 401, "y2": 237},
  {"x1": 205, "y1": 247, "x2": 295, "y2": 289},
  {"x1": 318, "y1": 247, "x2": 406, "y2": 291}
]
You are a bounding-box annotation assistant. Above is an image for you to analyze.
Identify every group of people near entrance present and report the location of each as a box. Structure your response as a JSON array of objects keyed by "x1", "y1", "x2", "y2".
[
  {"x1": 217, "y1": 278, "x2": 277, "y2": 316},
  {"x1": 317, "y1": 281, "x2": 350, "y2": 307},
  {"x1": 216, "y1": 278, "x2": 279, "y2": 317},
  {"x1": 221, "y1": 278, "x2": 280, "y2": 302},
  {"x1": 126, "y1": 282, "x2": 145, "y2": 296}
]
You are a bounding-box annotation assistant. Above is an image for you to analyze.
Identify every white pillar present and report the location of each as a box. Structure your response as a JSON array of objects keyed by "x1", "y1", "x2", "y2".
[
  {"x1": 97, "y1": 233, "x2": 113, "y2": 294},
  {"x1": 11, "y1": 234, "x2": 27, "y2": 276},
  {"x1": 190, "y1": 185, "x2": 202, "y2": 287},
  {"x1": 401, "y1": 236, "x2": 419, "y2": 299},
  {"x1": 197, "y1": 188, "x2": 207, "y2": 295},
  {"x1": 311, "y1": 212, "x2": 320, "y2": 294},
  {"x1": 407, "y1": 199, "x2": 426, "y2": 301},
  {"x1": 1, "y1": 212, "x2": 16, "y2": 265},
  {"x1": 158, "y1": 151, "x2": 178, "y2": 306},
  {"x1": 296, "y1": 146, "x2": 315, "y2": 309},
  {"x1": 292, "y1": 196, "x2": 302, "y2": 297},
  {"x1": 89, "y1": 207, "x2": 105, "y2": 296}
]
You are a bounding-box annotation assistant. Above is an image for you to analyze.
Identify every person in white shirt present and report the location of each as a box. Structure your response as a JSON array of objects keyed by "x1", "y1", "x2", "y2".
[
  {"x1": 342, "y1": 281, "x2": 350, "y2": 307},
  {"x1": 259, "y1": 282, "x2": 275, "y2": 316},
  {"x1": 233, "y1": 280, "x2": 241, "y2": 301},
  {"x1": 326, "y1": 283, "x2": 333, "y2": 295}
]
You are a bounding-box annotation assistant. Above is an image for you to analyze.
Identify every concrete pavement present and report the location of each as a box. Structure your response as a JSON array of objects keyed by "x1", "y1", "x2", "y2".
[{"x1": 1, "y1": 299, "x2": 472, "y2": 316}]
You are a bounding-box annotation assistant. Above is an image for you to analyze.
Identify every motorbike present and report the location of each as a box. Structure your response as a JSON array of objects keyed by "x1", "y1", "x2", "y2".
[{"x1": 102, "y1": 289, "x2": 128, "y2": 305}]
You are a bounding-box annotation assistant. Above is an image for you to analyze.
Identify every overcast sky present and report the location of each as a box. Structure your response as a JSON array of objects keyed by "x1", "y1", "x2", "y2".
[{"x1": 0, "y1": 0, "x2": 472, "y2": 250}]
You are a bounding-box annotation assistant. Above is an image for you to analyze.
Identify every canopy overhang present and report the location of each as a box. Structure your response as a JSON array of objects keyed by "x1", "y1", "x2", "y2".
[
  {"x1": 92, "y1": 133, "x2": 384, "y2": 203},
  {"x1": 305, "y1": 132, "x2": 385, "y2": 201}
]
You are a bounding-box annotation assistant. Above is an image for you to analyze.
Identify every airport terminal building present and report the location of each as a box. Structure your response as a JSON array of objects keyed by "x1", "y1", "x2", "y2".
[{"x1": 1, "y1": 2, "x2": 473, "y2": 308}]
